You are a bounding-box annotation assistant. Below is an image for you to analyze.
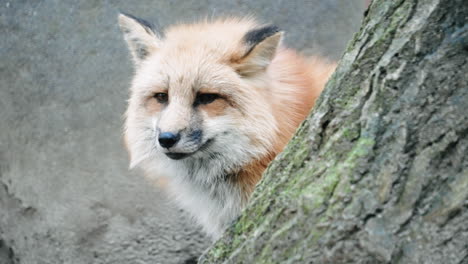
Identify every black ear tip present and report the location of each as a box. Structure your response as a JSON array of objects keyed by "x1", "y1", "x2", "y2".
[
  {"x1": 118, "y1": 12, "x2": 156, "y2": 34},
  {"x1": 118, "y1": 10, "x2": 133, "y2": 20},
  {"x1": 118, "y1": 11, "x2": 135, "y2": 19},
  {"x1": 244, "y1": 25, "x2": 281, "y2": 46}
]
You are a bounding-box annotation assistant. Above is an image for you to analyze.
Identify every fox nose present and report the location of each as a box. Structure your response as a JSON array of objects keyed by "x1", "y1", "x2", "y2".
[{"x1": 158, "y1": 132, "x2": 180, "y2": 149}]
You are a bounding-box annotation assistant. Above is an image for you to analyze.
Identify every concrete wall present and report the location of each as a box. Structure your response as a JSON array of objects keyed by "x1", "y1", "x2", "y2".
[{"x1": 0, "y1": 1, "x2": 365, "y2": 263}]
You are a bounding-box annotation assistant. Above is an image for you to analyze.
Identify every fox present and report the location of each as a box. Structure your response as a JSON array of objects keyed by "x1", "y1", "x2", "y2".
[{"x1": 118, "y1": 13, "x2": 336, "y2": 239}]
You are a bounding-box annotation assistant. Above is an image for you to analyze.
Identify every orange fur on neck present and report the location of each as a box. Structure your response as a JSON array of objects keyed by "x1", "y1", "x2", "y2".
[{"x1": 232, "y1": 48, "x2": 336, "y2": 201}]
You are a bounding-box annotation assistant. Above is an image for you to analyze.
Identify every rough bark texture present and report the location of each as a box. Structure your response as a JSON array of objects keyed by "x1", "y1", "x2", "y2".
[{"x1": 202, "y1": 0, "x2": 468, "y2": 263}]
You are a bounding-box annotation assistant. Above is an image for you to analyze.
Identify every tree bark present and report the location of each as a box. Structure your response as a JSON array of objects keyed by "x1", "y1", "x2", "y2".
[{"x1": 201, "y1": 0, "x2": 468, "y2": 263}]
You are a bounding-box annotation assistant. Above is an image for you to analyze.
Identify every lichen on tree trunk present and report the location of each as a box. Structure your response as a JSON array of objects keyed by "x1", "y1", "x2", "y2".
[{"x1": 201, "y1": 0, "x2": 468, "y2": 263}]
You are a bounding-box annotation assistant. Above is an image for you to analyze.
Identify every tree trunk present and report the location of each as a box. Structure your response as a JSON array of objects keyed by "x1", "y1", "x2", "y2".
[{"x1": 201, "y1": 0, "x2": 468, "y2": 263}]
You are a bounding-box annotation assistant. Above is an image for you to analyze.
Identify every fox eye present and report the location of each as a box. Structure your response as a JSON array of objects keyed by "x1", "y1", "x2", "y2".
[
  {"x1": 194, "y1": 93, "x2": 220, "y2": 106},
  {"x1": 154, "y1": 93, "x2": 168, "y2": 103}
]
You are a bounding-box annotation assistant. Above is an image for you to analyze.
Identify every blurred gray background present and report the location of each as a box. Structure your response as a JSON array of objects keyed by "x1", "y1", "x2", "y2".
[{"x1": 0, "y1": 1, "x2": 365, "y2": 263}]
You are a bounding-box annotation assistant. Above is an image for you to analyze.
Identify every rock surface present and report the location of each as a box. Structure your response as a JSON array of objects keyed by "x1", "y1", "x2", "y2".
[{"x1": 0, "y1": 1, "x2": 364, "y2": 263}]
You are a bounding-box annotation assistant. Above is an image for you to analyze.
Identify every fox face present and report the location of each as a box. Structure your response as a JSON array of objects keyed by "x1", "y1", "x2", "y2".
[
  {"x1": 120, "y1": 14, "x2": 282, "y2": 181},
  {"x1": 119, "y1": 14, "x2": 334, "y2": 238}
]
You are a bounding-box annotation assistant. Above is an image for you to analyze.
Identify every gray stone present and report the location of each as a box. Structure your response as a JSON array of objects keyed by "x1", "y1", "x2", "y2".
[{"x1": 0, "y1": 0, "x2": 365, "y2": 263}]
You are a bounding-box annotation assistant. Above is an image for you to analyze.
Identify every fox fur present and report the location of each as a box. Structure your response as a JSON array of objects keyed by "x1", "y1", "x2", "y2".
[{"x1": 118, "y1": 14, "x2": 335, "y2": 239}]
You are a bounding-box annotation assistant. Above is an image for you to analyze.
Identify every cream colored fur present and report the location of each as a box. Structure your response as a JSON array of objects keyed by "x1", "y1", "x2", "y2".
[{"x1": 119, "y1": 14, "x2": 335, "y2": 239}]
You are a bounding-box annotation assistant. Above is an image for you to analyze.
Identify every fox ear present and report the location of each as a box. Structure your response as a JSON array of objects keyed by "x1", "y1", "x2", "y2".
[
  {"x1": 235, "y1": 26, "x2": 283, "y2": 76},
  {"x1": 118, "y1": 13, "x2": 161, "y2": 66}
]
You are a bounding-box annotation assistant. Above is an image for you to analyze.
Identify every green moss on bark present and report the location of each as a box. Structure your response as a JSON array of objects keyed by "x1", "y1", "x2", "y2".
[{"x1": 201, "y1": 0, "x2": 468, "y2": 263}]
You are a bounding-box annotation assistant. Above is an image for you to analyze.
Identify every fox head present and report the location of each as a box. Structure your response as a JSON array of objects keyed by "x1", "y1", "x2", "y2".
[{"x1": 119, "y1": 14, "x2": 283, "y2": 181}]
